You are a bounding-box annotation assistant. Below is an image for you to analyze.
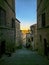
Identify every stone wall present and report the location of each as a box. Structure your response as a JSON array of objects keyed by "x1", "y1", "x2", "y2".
[
  {"x1": 37, "y1": 0, "x2": 49, "y2": 55},
  {"x1": 0, "y1": 0, "x2": 16, "y2": 56}
]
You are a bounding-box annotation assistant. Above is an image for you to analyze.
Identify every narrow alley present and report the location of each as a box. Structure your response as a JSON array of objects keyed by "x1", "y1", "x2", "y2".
[
  {"x1": 0, "y1": 0, "x2": 49, "y2": 65},
  {"x1": 0, "y1": 48, "x2": 49, "y2": 65}
]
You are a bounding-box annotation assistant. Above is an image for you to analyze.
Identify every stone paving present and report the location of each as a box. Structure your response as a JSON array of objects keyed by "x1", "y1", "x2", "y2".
[{"x1": 0, "y1": 48, "x2": 49, "y2": 65}]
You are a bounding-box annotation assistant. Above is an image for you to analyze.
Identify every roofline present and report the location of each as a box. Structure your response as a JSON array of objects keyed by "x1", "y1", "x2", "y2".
[
  {"x1": 30, "y1": 24, "x2": 37, "y2": 28},
  {"x1": 16, "y1": 18, "x2": 20, "y2": 23}
]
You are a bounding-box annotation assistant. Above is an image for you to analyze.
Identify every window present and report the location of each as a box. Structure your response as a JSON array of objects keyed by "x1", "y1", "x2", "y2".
[
  {"x1": 0, "y1": 7, "x2": 6, "y2": 26},
  {"x1": 31, "y1": 37, "x2": 33, "y2": 41},
  {"x1": 28, "y1": 39, "x2": 30, "y2": 42},
  {"x1": 40, "y1": 35, "x2": 42, "y2": 42},
  {"x1": 31, "y1": 28, "x2": 33, "y2": 34},
  {"x1": 12, "y1": 18, "x2": 15, "y2": 28},
  {"x1": 12, "y1": 0, "x2": 15, "y2": 10},
  {"x1": 41, "y1": 13, "x2": 46, "y2": 27}
]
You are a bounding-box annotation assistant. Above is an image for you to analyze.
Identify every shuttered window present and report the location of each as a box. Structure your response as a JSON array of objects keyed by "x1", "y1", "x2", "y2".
[
  {"x1": 41, "y1": 13, "x2": 46, "y2": 27},
  {"x1": 0, "y1": 7, "x2": 6, "y2": 26}
]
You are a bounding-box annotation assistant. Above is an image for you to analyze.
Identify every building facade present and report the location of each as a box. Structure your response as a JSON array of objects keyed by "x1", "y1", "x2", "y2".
[
  {"x1": 37, "y1": 0, "x2": 49, "y2": 55},
  {"x1": 0, "y1": 0, "x2": 16, "y2": 57},
  {"x1": 26, "y1": 32, "x2": 31, "y2": 48},
  {"x1": 21, "y1": 30, "x2": 29, "y2": 47},
  {"x1": 15, "y1": 19, "x2": 22, "y2": 47},
  {"x1": 22, "y1": 33, "x2": 26, "y2": 46},
  {"x1": 30, "y1": 24, "x2": 37, "y2": 50}
]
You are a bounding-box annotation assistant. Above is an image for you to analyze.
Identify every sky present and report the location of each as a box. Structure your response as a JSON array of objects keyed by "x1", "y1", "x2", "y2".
[{"x1": 15, "y1": 0, "x2": 37, "y2": 30}]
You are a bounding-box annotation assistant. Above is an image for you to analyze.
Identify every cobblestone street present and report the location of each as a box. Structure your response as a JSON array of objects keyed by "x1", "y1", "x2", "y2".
[{"x1": 0, "y1": 48, "x2": 49, "y2": 65}]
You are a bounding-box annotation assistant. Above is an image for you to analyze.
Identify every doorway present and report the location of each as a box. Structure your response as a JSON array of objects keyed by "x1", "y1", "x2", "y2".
[
  {"x1": 0, "y1": 40, "x2": 6, "y2": 55},
  {"x1": 44, "y1": 39, "x2": 48, "y2": 56}
]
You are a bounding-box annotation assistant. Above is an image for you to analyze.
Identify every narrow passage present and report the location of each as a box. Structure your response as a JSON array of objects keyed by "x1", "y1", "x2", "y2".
[{"x1": 0, "y1": 48, "x2": 49, "y2": 65}]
